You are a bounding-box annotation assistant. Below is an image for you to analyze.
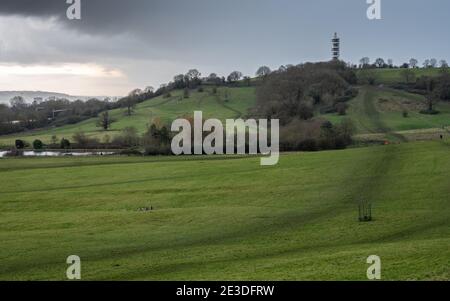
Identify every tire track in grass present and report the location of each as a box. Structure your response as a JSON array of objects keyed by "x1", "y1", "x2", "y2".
[
  {"x1": 349, "y1": 87, "x2": 408, "y2": 204},
  {"x1": 362, "y1": 86, "x2": 407, "y2": 142},
  {"x1": 213, "y1": 90, "x2": 243, "y2": 119}
]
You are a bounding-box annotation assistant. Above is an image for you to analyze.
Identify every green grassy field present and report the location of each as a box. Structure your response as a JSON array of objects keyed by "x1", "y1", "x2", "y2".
[
  {"x1": 0, "y1": 86, "x2": 256, "y2": 147},
  {"x1": 0, "y1": 140, "x2": 449, "y2": 280}
]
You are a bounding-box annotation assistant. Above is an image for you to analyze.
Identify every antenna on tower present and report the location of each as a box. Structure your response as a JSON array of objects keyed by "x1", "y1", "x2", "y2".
[{"x1": 332, "y1": 32, "x2": 340, "y2": 60}]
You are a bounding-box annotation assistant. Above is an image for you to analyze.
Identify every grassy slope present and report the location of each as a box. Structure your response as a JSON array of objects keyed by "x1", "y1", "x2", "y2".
[
  {"x1": 0, "y1": 140, "x2": 449, "y2": 280},
  {"x1": 323, "y1": 86, "x2": 450, "y2": 141},
  {"x1": 0, "y1": 87, "x2": 256, "y2": 147}
]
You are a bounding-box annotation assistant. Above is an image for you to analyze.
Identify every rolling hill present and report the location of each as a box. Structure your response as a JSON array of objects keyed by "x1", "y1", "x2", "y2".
[
  {"x1": 0, "y1": 86, "x2": 256, "y2": 147},
  {"x1": 1, "y1": 68, "x2": 449, "y2": 147}
]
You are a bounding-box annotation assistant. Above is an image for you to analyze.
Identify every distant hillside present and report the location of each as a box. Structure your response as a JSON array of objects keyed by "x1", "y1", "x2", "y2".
[
  {"x1": 0, "y1": 91, "x2": 118, "y2": 104},
  {"x1": 0, "y1": 86, "x2": 256, "y2": 146}
]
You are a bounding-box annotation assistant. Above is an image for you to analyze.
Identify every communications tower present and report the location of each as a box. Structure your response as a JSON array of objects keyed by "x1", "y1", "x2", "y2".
[{"x1": 332, "y1": 32, "x2": 340, "y2": 60}]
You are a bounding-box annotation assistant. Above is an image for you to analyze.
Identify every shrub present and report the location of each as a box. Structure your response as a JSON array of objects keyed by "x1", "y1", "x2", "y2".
[
  {"x1": 142, "y1": 124, "x2": 172, "y2": 155},
  {"x1": 102, "y1": 134, "x2": 111, "y2": 144},
  {"x1": 60, "y1": 138, "x2": 71, "y2": 149},
  {"x1": 297, "y1": 139, "x2": 318, "y2": 151},
  {"x1": 72, "y1": 132, "x2": 101, "y2": 149},
  {"x1": 120, "y1": 148, "x2": 143, "y2": 156},
  {"x1": 143, "y1": 143, "x2": 171, "y2": 156},
  {"x1": 72, "y1": 132, "x2": 90, "y2": 148},
  {"x1": 336, "y1": 87, "x2": 359, "y2": 102},
  {"x1": 299, "y1": 103, "x2": 314, "y2": 120},
  {"x1": 402, "y1": 110, "x2": 409, "y2": 118},
  {"x1": 335, "y1": 103, "x2": 348, "y2": 115},
  {"x1": 51, "y1": 135, "x2": 58, "y2": 146},
  {"x1": 15, "y1": 140, "x2": 25, "y2": 149},
  {"x1": 33, "y1": 139, "x2": 44, "y2": 150},
  {"x1": 183, "y1": 88, "x2": 190, "y2": 99},
  {"x1": 112, "y1": 127, "x2": 140, "y2": 148}
]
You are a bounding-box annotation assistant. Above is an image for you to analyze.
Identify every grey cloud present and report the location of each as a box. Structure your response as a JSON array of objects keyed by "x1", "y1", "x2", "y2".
[
  {"x1": 0, "y1": 0, "x2": 65, "y2": 16},
  {"x1": 0, "y1": 0, "x2": 449, "y2": 95}
]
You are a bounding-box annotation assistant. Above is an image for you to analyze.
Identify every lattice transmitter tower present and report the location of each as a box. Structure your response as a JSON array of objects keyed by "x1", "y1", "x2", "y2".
[{"x1": 332, "y1": 32, "x2": 340, "y2": 60}]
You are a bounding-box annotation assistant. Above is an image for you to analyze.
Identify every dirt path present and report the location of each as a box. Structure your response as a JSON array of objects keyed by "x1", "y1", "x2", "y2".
[
  {"x1": 213, "y1": 92, "x2": 243, "y2": 119},
  {"x1": 361, "y1": 87, "x2": 407, "y2": 142}
]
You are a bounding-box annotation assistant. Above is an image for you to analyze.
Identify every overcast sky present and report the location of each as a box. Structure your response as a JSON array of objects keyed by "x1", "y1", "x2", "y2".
[{"x1": 0, "y1": 0, "x2": 449, "y2": 96}]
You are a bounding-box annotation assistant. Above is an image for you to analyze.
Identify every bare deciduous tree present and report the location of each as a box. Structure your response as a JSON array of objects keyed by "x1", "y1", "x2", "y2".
[
  {"x1": 360, "y1": 57, "x2": 370, "y2": 67},
  {"x1": 256, "y1": 66, "x2": 271, "y2": 77},
  {"x1": 409, "y1": 58, "x2": 418, "y2": 68},
  {"x1": 97, "y1": 111, "x2": 113, "y2": 131}
]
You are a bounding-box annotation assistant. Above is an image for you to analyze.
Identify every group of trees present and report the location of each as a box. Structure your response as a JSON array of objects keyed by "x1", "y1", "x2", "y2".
[
  {"x1": 359, "y1": 57, "x2": 448, "y2": 69},
  {"x1": 359, "y1": 63, "x2": 450, "y2": 114},
  {"x1": 70, "y1": 122, "x2": 171, "y2": 154},
  {"x1": 14, "y1": 136, "x2": 71, "y2": 151},
  {"x1": 0, "y1": 84, "x2": 159, "y2": 136},
  {"x1": 172, "y1": 69, "x2": 203, "y2": 90},
  {"x1": 164, "y1": 66, "x2": 290, "y2": 93},
  {"x1": 0, "y1": 96, "x2": 117, "y2": 136},
  {"x1": 254, "y1": 61, "x2": 357, "y2": 121},
  {"x1": 254, "y1": 61, "x2": 358, "y2": 151},
  {"x1": 413, "y1": 71, "x2": 450, "y2": 113},
  {"x1": 171, "y1": 68, "x2": 258, "y2": 89}
]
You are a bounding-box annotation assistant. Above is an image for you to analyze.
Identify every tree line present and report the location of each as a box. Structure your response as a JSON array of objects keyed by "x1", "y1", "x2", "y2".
[{"x1": 358, "y1": 57, "x2": 448, "y2": 69}]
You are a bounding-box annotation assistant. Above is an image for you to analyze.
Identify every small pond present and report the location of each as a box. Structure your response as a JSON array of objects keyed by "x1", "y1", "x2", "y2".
[{"x1": 0, "y1": 150, "x2": 116, "y2": 158}]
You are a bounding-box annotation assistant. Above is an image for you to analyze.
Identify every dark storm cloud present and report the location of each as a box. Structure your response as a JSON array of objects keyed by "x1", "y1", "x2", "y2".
[
  {"x1": 0, "y1": 0, "x2": 271, "y2": 37},
  {"x1": 0, "y1": 0, "x2": 282, "y2": 65},
  {"x1": 0, "y1": 0, "x2": 161, "y2": 35},
  {"x1": 0, "y1": 0, "x2": 201, "y2": 64},
  {"x1": 0, "y1": 0, "x2": 65, "y2": 16}
]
